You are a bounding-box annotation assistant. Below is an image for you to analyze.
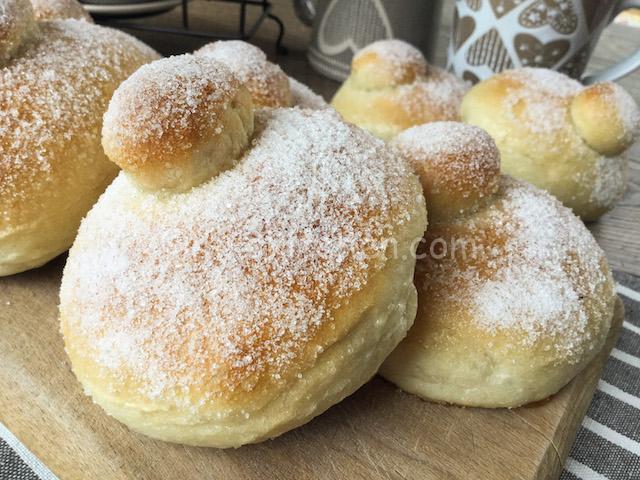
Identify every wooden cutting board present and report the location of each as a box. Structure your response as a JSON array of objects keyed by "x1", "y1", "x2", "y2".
[{"x1": 0, "y1": 256, "x2": 624, "y2": 480}]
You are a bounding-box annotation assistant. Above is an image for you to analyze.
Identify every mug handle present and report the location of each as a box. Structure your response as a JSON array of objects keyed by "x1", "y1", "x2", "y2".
[{"x1": 582, "y1": 0, "x2": 640, "y2": 84}]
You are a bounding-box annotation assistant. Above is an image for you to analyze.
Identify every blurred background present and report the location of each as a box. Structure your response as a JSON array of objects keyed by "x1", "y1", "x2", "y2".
[{"x1": 78, "y1": 0, "x2": 640, "y2": 99}]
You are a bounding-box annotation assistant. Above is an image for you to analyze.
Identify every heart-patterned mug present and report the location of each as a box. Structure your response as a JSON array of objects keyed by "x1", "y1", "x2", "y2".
[
  {"x1": 295, "y1": 0, "x2": 445, "y2": 81},
  {"x1": 448, "y1": 0, "x2": 640, "y2": 84}
]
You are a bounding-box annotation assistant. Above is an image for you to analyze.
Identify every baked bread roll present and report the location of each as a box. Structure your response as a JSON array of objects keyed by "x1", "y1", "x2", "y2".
[
  {"x1": 0, "y1": 0, "x2": 158, "y2": 276},
  {"x1": 30, "y1": 0, "x2": 92, "y2": 22},
  {"x1": 331, "y1": 39, "x2": 468, "y2": 140},
  {"x1": 194, "y1": 40, "x2": 326, "y2": 109},
  {"x1": 380, "y1": 122, "x2": 615, "y2": 408},
  {"x1": 461, "y1": 68, "x2": 640, "y2": 221},
  {"x1": 60, "y1": 55, "x2": 427, "y2": 447}
]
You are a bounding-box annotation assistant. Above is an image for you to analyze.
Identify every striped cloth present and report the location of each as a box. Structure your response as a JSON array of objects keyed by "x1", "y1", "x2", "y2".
[
  {"x1": 562, "y1": 271, "x2": 640, "y2": 480},
  {"x1": 0, "y1": 423, "x2": 56, "y2": 480},
  {"x1": 2, "y1": 272, "x2": 640, "y2": 480}
]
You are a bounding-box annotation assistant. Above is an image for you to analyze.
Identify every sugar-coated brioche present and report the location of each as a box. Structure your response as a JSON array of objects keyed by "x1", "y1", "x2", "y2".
[
  {"x1": 0, "y1": 9, "x2": 159, "y2": 276},
  {"x1": 461, "y1": 68, "x2": 640, "y2": 220},
  {"x1": 381, "y1": 122, "x2": 615, "y2": 408},
  {"x1": 61, "y1": 54, "x2": 427, "y2": 447},
  {"x1": 331, "y1": 39, "x2": 468, "y2": 140},
  {"x1": 102, "y1": 55, "x2": 254, "y2": 192},
  {"x1": 194, "y1": 40, "x2": 326, "y2": 110},
  {"x1": 30, "y1": 0, "x2": 92, "y2": 22}
]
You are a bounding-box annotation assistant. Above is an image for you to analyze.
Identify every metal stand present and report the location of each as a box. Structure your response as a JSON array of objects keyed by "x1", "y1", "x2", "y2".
[{"x1": 95, "y1": 0, "x2": 287, "y2": 54}]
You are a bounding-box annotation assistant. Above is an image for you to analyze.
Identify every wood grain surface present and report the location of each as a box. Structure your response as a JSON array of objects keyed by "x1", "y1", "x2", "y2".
[{"x1": 1, "y1": 1, "x2": 639, "y2": 479}]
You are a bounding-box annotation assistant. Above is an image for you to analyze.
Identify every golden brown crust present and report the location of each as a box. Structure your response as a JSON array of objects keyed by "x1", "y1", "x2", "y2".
[
  {"x1": 331, "y1": 40, "x2": 468, "y2": 140},
  {"x1": 350, "y1": 40, "x2": 427, "y2": 88},
  {"x1": 102, "y1": 55, "x2": 254, "y2": 191},
  {"x1": 571, "y1": 82, "x2": 637, "y2": 156},
  {"x1": 0, "y1": 17, "x2": 159, "y2": 275},
  {"x1": 392, "y1": 122, "x2": 500, "y2": 223},
  {"x1": 62, "y1": 244, "x2": 420, "y2": 447},
  {"x1": 194, "y1": 40, "x2": 292, "y2": 108}
]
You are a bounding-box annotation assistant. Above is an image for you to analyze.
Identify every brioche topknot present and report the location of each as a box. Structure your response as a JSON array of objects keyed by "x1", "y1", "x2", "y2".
[
  {"x1": 102, "y1": 54, "x2": 254, "y2": 192},
  {"x1": 352, "y1": 39, "x2": 428, "y2": 88},
  {"x1": 570, "y1": 81, "x2": 639, "y2": 156},
  {"x1": 331, "y1": 39, "x2": 468, "y2": 140},
  {"x1": 392, "y1": 122, "x2": 500, "y2": 223},
  {"x1": 194, "y1": 40, "x2": 292, "y2": 108}
]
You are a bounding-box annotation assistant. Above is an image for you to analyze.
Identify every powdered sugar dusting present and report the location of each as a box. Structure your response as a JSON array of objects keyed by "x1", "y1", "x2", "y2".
[
  {"x1": 61, "y1": 107, "x2": 423, "y2": 406},
  {"x1": 0, "y1": 19, "x2": 157, "y2": 222}
]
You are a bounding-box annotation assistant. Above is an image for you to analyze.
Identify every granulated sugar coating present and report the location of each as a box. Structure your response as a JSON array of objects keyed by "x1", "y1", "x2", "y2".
[
  {"x1": 0, "y1": 19, "x2": 157, "y2": 220},
  {"x1": 60, "y1": 107, "x2": 424, "y2": 406},
  {"x1": 102, "y1": 55, "x2": 242, "y2": 167},
  {"x1": 604, "y1": 82, "x2": 640, "y2": 137},
  {"x1": 419, "y1": 177, "x2": 610, "y2": 360},
  {"x1": 591, "y1": 155, "x2": 627, "y2": 208},
  {"x1": 395, "y1": 121, "x2": 498, "y2": 166},
  {"x1": 359, "y1": 40, "x2": 469, "y2": 121},
  {"x1": 195, "y1": 40, "x2": 292, "y2": 107},
  {"x1": 497, "y1": 69, "x2": 637, "y2": 210},
  {"x1": 393, "y1": 122, "x2": 500, "y2": 220}
]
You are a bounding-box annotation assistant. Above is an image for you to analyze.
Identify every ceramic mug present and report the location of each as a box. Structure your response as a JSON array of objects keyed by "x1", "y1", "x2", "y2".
[
  {"x1": 448, "y1": 0, "x2": 640, "y2": 84},
  {"x1": 295, "y1": 0, "x2": 444, "y2": 81}
]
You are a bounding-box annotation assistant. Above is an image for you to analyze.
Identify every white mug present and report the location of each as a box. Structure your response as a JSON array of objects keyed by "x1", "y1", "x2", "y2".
[{"x1": 448, "y1": 0, "x2": 640, "y2": 84}]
